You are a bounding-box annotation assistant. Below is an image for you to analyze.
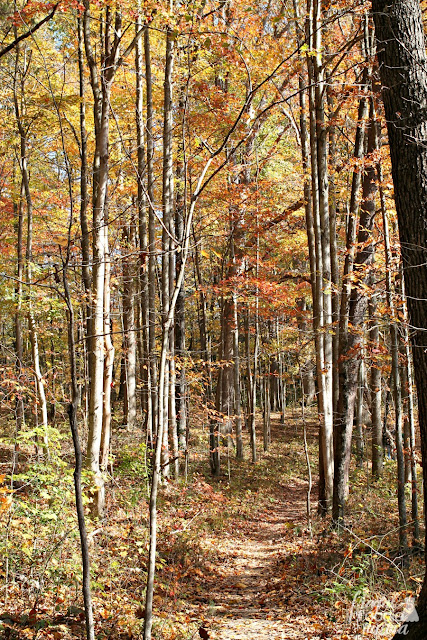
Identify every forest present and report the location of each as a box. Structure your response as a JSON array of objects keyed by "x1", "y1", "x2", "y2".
[{"x1": 1, "y1": 0, "x2": 427, "y2": 638}]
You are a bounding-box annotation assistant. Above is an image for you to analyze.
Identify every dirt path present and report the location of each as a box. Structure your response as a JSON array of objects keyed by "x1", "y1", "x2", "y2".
[
  {"x1": 194, "y1": 459, "x2": 339, "y2": 640},
  {"x1": 205, "y1": 482, "x2": 314, "y2": 640},
  {"x1": 176, "y1": 417, "x2": 348, "y2": 639}
]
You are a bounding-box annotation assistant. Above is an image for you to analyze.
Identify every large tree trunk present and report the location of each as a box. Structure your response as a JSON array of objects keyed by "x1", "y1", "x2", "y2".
[{"x1": 372, "y1": 0, "x2": 427, "y2": 636}]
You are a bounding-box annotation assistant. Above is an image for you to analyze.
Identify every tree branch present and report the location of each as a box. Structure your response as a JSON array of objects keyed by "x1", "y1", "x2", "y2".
[{"x1": 0, "y1": 3, "x2": 59, "y2": 60}]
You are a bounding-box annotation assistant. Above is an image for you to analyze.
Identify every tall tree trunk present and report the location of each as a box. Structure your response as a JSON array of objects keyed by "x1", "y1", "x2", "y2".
[
  {"x1": 175, "y1": 93, "x2": 187, "y2": 458},
  {"x1": 160, "y1": 27, "x2": 175, "y2": 477},
  {"x1": 14, "y1": 178, "x2": 25, "y2": 437},
  {"x1": 63, "y1": 263, "x2": 95, "y2": 640},
  {"x1": 233, "y1": 291, "x2": 243, "y2": 459},
  {"x1": 306, "y1": 0, "x2": 334, "y2": 510},
  {"x1": 371, "y1": 7, "x2": 427, "y2": 628},
  {"x1": 78, "y1": 16, "x2": 91, "y2": 298},
  {"x1": 135, "y1": 11, "x2": 151, "y2": 434},
  {"x1": 400, "y1": 268, "x2": 420, "y2": 546},
  {"x1": 83, "y1": 2, "x2": 122, "y2": 517},
  {"x1": 13, "y1": 63, "x2": 49, "y2": 454},
  {"x1": 369, "y1": 294, "x2": 383, "y2": 479},
  {"x1": 246, "y1": 304, "x2": 259, "y2": 463},
  {"x1": 122, "y1": 222, "x2": 137, "y2": 430},
  {"x1": 332, "y1": 101, "x2": 379, "y2": 524},
  {"x1": 378, "y1": 163, "x2": 408, "y2": 555},
  {"x1": 101, "y1": 215, "x2": 114, "y2": 470},
  {"x1": 145, "y1": 25, "x2": 158, "y2": 442},
  {"x1": 263, "y1": 358, "x2": 271, "y2": 452}
]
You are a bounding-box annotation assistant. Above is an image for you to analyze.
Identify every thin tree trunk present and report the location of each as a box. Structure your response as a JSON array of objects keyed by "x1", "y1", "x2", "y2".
[
  {"x1": 63, "y1": 264, "x2": 95, "y2": 640},
  {"x1": 175, "y1": 92, "x2": 187, "y2": 458},
  {"x1": 135, "y1": 11, "x2": 151, "y2": 434},
  {"x1": 101, "y1": 216, "x2": 114, "y2": 471},
  {"x1": 355, "y1": 357, "x2": 365, "y2": 468},
  {"x1": 378, "y1": 163, "x2": 408, "y2": 555},
  {"x1": 369, "y1": 295, "x2": 383, "y2": 479},
  {"x1": 332, "y1": 101, "x2": 379, "y2": 524},
  {"x1": 143, "y1": 155, "x2": 213, "y2": 640},
  {"x1": 263, "y1": 359, "x2": 271, "y2": 452},
  {"x1": 160, "y1": 26, "x2": 175, "y2": 477},
  {"x1": 14, "y1": 179, "x2": 25, "y2": 436},
  {"x1": 122, "y1": 223, "x2": 137, "y2": 430},
  {"x1": 233, "y1": 291, "x2": 243, "y2": 459},
  {"x1": 13, "y1": 66, "x2": 49, "y2": 454},
  {"x1": 400, "y1": 270, "x2": 420, "y2": 546},
  {"x1": 78, "y1": 16, "x2": 91, "y2": 297},
  {"x1": 306, "y1": 0, "x2": 333, "y2": 510},
  {"x1": 145, "y1": 25, "x2": 158, "y2": 441}
]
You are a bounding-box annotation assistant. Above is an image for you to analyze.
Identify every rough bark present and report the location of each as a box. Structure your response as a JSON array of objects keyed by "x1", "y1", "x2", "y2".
[{"x1": 372, "y1": 0, "x2": 427, "y2": 634}]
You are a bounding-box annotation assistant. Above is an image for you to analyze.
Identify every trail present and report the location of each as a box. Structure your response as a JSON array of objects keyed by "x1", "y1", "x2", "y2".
[
  {"x1": 206, "y1": 486, "x2": 313, "y2": 639},
  {"x1": 193, "y1": 416, "x2": 339, "y2": 640}
]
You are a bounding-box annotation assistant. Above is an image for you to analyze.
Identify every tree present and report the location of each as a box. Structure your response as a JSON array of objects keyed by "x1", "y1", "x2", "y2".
[
  {"x1": 0, "y1": 2, "x2": 59, "y2": 60},
  {"x1": 372, "y1": 0, "x2": 427, "y2": 636}
]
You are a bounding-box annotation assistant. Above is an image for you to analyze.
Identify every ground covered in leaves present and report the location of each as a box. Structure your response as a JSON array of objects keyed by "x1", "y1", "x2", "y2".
[{"x1": 0, "y1": 410, "x2": 424, "y2": 639}]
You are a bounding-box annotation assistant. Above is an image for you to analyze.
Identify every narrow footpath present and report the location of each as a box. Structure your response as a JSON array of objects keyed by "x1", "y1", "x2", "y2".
[{"x1": 187, "y1": 416, "x2": 351, "y2": 640}]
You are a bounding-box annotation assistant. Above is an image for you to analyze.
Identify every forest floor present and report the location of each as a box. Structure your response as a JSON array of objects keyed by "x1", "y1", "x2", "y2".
[{"x1": 0, "y1": 410, "x2": 424, "y2": 639}]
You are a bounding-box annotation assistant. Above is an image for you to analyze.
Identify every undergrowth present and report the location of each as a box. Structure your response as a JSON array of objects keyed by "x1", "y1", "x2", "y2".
[{"x1": 0, "y1": 409, "x2": 423, "y2": 639}]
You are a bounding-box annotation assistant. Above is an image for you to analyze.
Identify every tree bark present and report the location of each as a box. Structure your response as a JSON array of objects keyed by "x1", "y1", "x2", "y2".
[
  {"x1": 372, "y1": 0, "x2": 427, "y2": 634},
  {"x1": 135, "y1": 11, "x2": 151, "y2": 434},
  {"x1": 369, "y1": 295, "x2": 383, "y2": 479},
  {"x1": 14, "y1": 178, "x2": 25, "y2": 437},
  {"x1": 145, "y1": 25, "x2": 158, "y2": 444},
  {"x1": 63, "y1": 264, "x2": 95, "y2": 640},
  {"x1": 122, "y1": 223, "x2": 137, "y2": 430},
  {"x1": 84, "y1": 2, "x2": 122, "y2": 517},
  {"x1": 333, "y1": 105, "x2": 380, "y2": 524},
  {"x1": 13, "y1": 59, "x2": 49, "y2": 455},
  {"x1": 379, "y1": 165, "x2": 408, "y2": 555}
]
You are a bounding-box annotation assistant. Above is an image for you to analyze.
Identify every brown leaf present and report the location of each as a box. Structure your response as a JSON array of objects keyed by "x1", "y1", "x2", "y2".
[{"x1": 135, "y1": 606, "x2": 145, "y2": 620}]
